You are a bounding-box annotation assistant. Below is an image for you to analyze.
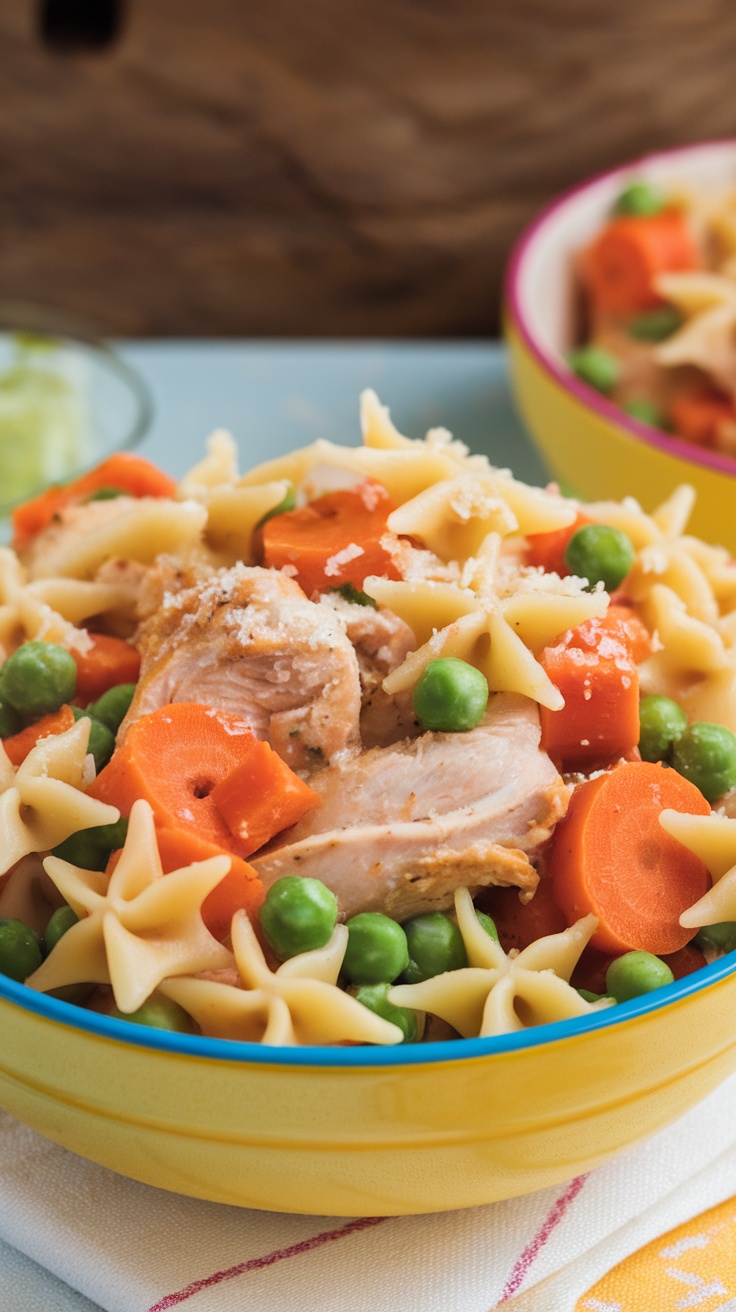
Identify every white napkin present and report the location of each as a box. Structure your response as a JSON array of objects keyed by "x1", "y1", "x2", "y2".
[{"x1": 1, "y1": 1074, "x2": 735, "y2": 1312}]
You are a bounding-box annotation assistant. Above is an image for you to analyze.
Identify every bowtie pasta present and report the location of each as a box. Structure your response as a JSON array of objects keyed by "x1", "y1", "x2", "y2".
[{"x1": 1, "y1": 392, "x2": 735, "y2": 1047}]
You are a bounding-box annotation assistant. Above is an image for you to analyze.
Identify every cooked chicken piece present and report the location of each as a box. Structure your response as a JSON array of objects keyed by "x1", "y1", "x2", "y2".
[
  {"x1": 120, "y1": 563, "x2": 362, "y2": 770},
  {"x1": 252, "y1": 693, "x2": 569, "y2": 919},
  {"x1": 319, "y1": 593, "x2": 418, "y2": 747}
]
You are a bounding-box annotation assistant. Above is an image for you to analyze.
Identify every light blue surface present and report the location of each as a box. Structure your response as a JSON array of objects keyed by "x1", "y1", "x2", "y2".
[
  {"x1": 118, "y1": 339, "x2": 547, "y2": 486},
  {"x1": 4, "y1": 340, "x2": 541, "y2": 1312}
]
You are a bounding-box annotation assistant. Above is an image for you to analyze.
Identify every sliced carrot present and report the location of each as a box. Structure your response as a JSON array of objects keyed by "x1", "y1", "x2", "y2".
[
  {"x1": 585, "y1": 210, "x2": 698, "y2": 316},
  {"x1": 476, "y1": 876, "x2": 567, "y2": 955},
  {"x1": 539, "y1": 623, "x2": 640, "y2": 768},
  {"x1": 669, "y1": 387, "x2": 736, "y2": 448},
  {"x1": 11, "y1": 453, "x2": 177, "y2": 551},
  {"x1": 547, "y1": 760, "x2": 711, "y2": 955},
  {"x1": 261, "y1": 480, "x2": 400, "y2": 595},
  {"x1": 525, "y1": 511, "x2": 590, "y2": 577},
  {"x1": 88, "y1": 703, "x2": 260, "y2": 856},
  {"x1": 210, "y1": 739, "x2": 320, "y2": 856},
  {"x1": 155, "y1": 827, "x2": 263, "y2": 940},
  {"x1": 2, "y1": 705, "x2": 76, "y2": 766},
  {"x1": 72, "y1": 634, "x2": 141, "y2": 703}
]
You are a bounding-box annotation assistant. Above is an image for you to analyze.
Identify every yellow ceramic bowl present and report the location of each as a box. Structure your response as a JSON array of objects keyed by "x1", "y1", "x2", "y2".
[
  {"x1": 2, "y1": 957, "x2": 736, "y2": 1215},
  {"x1": 504, "y1": 139, "x2": 736, "y2": 552}
]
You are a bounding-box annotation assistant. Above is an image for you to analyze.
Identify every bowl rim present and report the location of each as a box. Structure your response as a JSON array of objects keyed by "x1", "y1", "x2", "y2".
[
  {"x1": 504, "y1": 136, "x2": 736, "y2": 480},
  {"x1": 3, "y1": 947, "x2": 735, "y2": 1069}
]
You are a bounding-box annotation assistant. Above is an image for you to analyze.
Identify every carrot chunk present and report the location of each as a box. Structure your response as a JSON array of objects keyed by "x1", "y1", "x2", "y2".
[
  {"x1": 547, "y1": 760, "x2": 711, "y2": 955},
  {"x1": 261, "y1": 480, "x2": 400, "y2": 595},
  {"x1": 539, "y1": 619, "x2": 640, "y2": 768},
  {"x1": 11, "y1": 453, "x2": 177, "y2": 551},
  {"x1": 585, "y1": 210, "x2": 698, "y2": 316},
  {"x1": 88, "y1": 703, "x2": 260, "y2": 856},
  {"x1": 2, "y1": 705, "x2": 76, "y2": 766},
  {"x1": 210, "y1": 740, "x2": 320, "y2": 856},
  {"x1": 154, "y1": 827, "x2": 263, "y2": 940},
  {"x1": 525, "y1": 511, "x2": 590, "y2": 577},
  {"x1": 477, "y1": 876, "x2": 567, "y2": 955},
  {"x1": 669, "y1": 386, "x2": 736, "y2": 448},
  {"x1": 72, "y1": 634, "x2": 141, "y2": 703}
]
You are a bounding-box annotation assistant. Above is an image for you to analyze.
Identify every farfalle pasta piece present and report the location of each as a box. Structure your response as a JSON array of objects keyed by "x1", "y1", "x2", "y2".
[
  {"x1": 638, "y1": 585, "x2": 731, "y2": 684},
  {"x1": 653, "y1": 273, "x2": 736, "y2": 398},
  {"x1": 0, "y1": 719, "x2": 119, "y2": 876},
  {"x1": 177, "y1": 429, "x2": 240, "y2": 496},
  {"x1": 366, "y1": 575, "x2": 606, "y2": 707},
  {"x1": 26, "y1": 498, "x2": 208, "y2": 581},
  {"x1": 0, "y1": 547, "x2": 91, "y2": 656},
  {"x1": 660, "y1": 809, "x2": 736, "y2": 928},
  {"x1": 390, "y1": 888, "x2": 607, "y2": 1038},
  {"x1": 161, "y1": 909, "x2": 403, "y2": 1046},
  {"x1": 26, "y1": 798, "x2": 233, "y2": 1013}
]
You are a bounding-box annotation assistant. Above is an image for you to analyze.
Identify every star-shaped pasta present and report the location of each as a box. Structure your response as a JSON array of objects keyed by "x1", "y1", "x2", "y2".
[
  {"x1": 653, "y1": 272, "x2": 736, "y2": 398},
  {"x1": 160, "y1": 909, "x2": 404, "y2": 1047},
  {"x1": 26, "y1": 798, "x2": 234, "y2": 1013},
  {"x1": 386, "y1": 471, "x2": 575, "y2": 566},
  {"x1": 0, "y1": 547, "x2": 126, "y2": 659},
  {"x1": 0, "y1": 718, "x2": 119, "y2": 876},
  {"x1": 389, "y1": 888, "x2": 607, "y2": 1037},
  {"x1": 365, "y1": 575, "x2": 607, "y2": 707},
  {"x1": 27, "y1": 498, "x2": 208, "y2": 581},
  {"x1": 660, "y1": 809, "x2": 736, "y2": 929},
  {"x1": 637, "y1": 585, "x2": 731, "y2": 700}
]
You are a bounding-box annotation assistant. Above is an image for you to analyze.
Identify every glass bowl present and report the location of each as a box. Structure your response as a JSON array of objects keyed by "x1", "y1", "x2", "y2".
[{"x1": 0, "y1": 303, "x2": 152, "y2": 517}]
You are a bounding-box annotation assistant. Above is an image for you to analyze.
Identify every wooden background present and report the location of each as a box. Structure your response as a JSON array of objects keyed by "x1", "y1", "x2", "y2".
[{"x1": 1, "y1": 0, "x2": 736, "y2": 336}]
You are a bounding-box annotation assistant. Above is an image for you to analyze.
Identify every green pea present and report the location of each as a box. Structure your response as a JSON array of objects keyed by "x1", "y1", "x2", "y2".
[
  {"x1": 564, "y1": 523, "x2": 636, "y2": 592},
  {"x1": 0, "y1": 641, "x2": 77, "y2": 717},
  {"x1": 671, "y1": 721, "x2": 736, "y2": 803},
  {"x1": 329, "y1": 583, "x2": 377, "y2": 609},
  {"x1": 71, "y1": 709, "x2": 115, "y2": 773},
  {"x1": 638, "y1": 694, "x2": 687, "y2": 763},
  {"x1": 52, "y1": 818, "x2": 128, "y2": 871},
  {"x1": 259, "y1": 875, "x2": 338, "y2": 960},
  {"x1": 475, "y1": 910, "x2": 499, "y2": 942},
  {"x1": 622, "y1": 399, "x2": 666, "y2": 429},
  {"x1": 605, "y1": 950, "x2": 674, "y2": 1003},
  {"x1": 613, "y1": 180, "x2": 664, "y2": 217},
  {"x1": 43, "y1": 905, "x2": 78, "y2": 954},
  {"x1": 401, "y1": 912, "x2": 468, "y2": 984},
  {"x1": 355, "y1": 982, "x2": 417, "y2": 1043},
  {"x1": 0, "y1": 699, "x2": 20, "y2": 739},
  {"x1": 627, "y1": 307, "x2": 682, "y2": 342},
  {"x1": 343, "y1": 913, "x2": 409, "y2": 985},
  {"x1": 88, "y1": 682, "x2": 136, "y2": 734},
  {"x1": 566, "y1": 346, "x2": 620, "y2": 396},
  {"x1": 255, "y1": 485, "x2": 296, "y2": 529},
  {"x1": 0, "y1": 918, "x2": 43, "y2": 981},
  {"x1": 412, "y1": 657, "x2": 489, "y2": 733},
  {"x1": 84, "y1": 485, "x2": 129, "y2": 502},
  {"x1": 695, "y1": 922, "x2": 736, "y2": 955},
  {"x1": 109, "y1": 994, "x2": 196, "y2": 1033}
]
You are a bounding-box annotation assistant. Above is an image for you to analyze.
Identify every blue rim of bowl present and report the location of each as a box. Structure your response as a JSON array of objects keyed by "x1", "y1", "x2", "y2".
[
  {"x1": 0, "y1": 329, "x2": 154, "y2": 518},
  {"x1": 1, "y1": 948, "x2": 734, "y2": 1067},
  {"x1": 504, "y1": 136, "x2": 736, "y2": 478}
]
